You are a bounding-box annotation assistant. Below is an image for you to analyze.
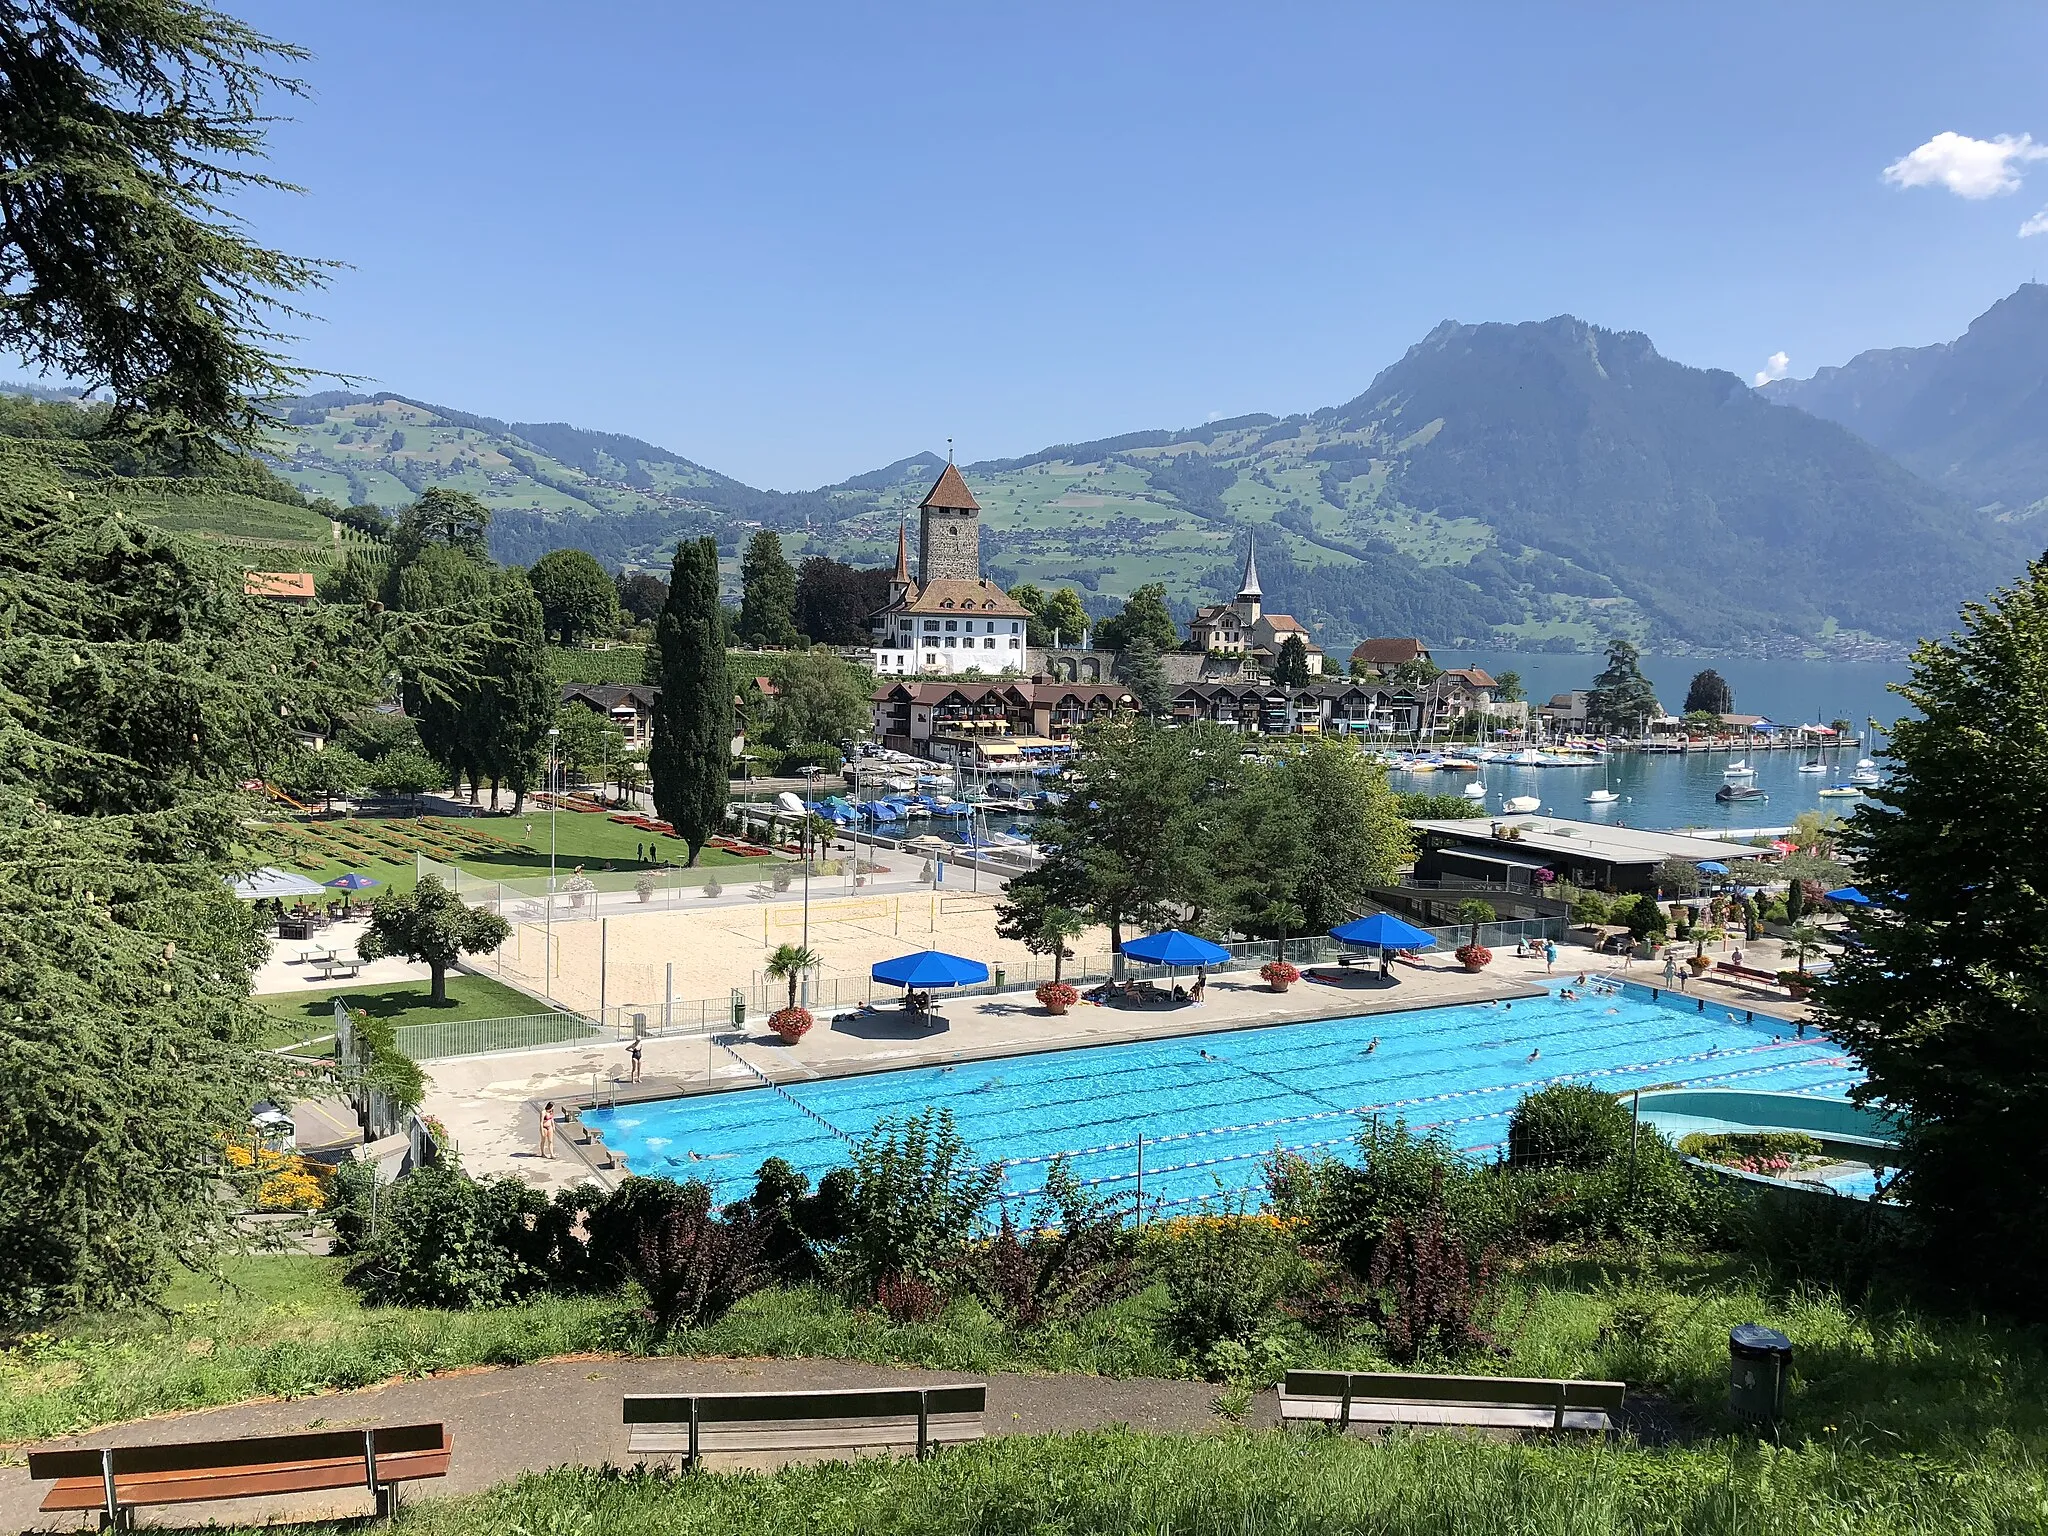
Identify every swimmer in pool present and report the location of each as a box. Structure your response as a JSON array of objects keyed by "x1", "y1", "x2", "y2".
[
  {"x1": 1527, "y1": 1047, "x2": 1541, "y2": 1063},
  {"x1": 1364, "y1": 1037, "x2": 1380, "y2": 1055}
]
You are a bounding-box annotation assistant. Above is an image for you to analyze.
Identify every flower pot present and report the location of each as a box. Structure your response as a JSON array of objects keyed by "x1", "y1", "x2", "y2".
[
  {"x1": 1270, "y1": 979, "x2": 1292, "y2": 994},
  {"x1": 1044, "y1": 999, "x2": 1069, "y2": 1015},
  {"x1": 1036, "y1": 982, "x2": 1078, "y2": 1016},
  {"x1": 769, "y1": 1006, "x2": 813, "y2": 1043},
  {"x1": 1688, "y1": 955, "x2": 1712, "y2": 975}
]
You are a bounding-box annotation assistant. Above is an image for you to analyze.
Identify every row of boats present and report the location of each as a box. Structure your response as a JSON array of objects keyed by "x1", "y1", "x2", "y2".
[{"x1": 1711, "y1": 757, "x2": 1883, "y2": 803}]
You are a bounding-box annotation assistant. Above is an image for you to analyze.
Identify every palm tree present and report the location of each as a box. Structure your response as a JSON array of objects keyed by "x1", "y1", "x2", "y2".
[
  {"x1": 765, "y1": 943, "x2": 820, "y2": 1011},
  {"x1": 1457, "y1": 898, "x2": 1497, "y2": 949},
  {"x1": 1263, "y1": 899, "x2": 1305, "y2": 963}
]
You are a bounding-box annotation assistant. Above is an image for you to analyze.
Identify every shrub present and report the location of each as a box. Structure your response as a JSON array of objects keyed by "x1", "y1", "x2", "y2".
[
  {"x1": 958, "y1": 1157, "x2": 1137, "y2": 1330},
  {"x1": 872, "y1": 1271, "x2": 947, "y2": 1324},
  {"x1": 1568, "y1": 890, "x2": 1609, "y2": 927},
  {"x1": 737, "y1": 1158, "x2": 855, "y2": 1284},
  {"x1": 1035, "y1": 980, "x2": 1079, "y2": 1011},
  {"x1": 1150, "y1": 1204, "x2": 1307, "y2": 1363},
  {"x1": 584, "y1": 1175, "x2": 701, "y2": 1287},
  {"x1": 1506, "y1": 1084, "x2": 1632, "y2": 1171},
  {"x1": 633, "y1": 1180, "x2": 773, "y2": 1335},
  {"x1": 781, "y1": 742, "x2": 844, "y2": 774},
  {"x1": 345, "y1": 1165, "x2": 547, "y2": 1308},
  {"x1": 1363, "y1": 1204, "x2": 1516, "y2": 1365},
  {"x1": 1678, "y1": 1130, "x2": 1824, "y2": 1176},
  {"x1": 323, "y1": 1156, "x2": 383, "y2": 1254},
  {"x1": 835, "y1": 1109, "x2": 1001, "y2": 1294},
  {"x1": 350, "y1": 1013, "x2": 425, "y2": 1115},
  {"x1": 1618, "y1": 895, "x2": 1669, "y2": 941}
]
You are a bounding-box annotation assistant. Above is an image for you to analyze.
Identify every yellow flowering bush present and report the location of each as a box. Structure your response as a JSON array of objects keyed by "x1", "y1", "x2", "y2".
[{"x1": 221, "y1": 1141, "x2": 331, "y2": 1211}]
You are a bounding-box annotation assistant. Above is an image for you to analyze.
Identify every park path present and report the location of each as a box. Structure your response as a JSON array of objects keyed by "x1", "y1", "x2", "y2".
[{"x1": 0, "y1": 1355, "x2": 1272, "y2": 1531}]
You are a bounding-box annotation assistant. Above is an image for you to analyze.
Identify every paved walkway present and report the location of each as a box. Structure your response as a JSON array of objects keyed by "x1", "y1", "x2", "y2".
[{"x1": 0, "y1": 1355, "x2": 1272, "y2": 1530}]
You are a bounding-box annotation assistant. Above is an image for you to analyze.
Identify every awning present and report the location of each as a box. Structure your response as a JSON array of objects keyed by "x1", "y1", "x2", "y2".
[
  {"x1": 978, "y1": 742, "x2": 1021, "y2": 757},
  {"x1": 1433, "y1": 846, "x2": 1559, "y2": 875}
]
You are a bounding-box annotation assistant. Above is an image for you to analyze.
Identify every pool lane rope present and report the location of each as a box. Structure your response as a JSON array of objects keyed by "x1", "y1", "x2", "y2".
[{"x1": 715, "y1": 1036, "x2": 852, "y2": 1142}]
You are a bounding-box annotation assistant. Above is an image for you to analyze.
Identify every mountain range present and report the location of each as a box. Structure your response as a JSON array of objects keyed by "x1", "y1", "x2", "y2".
[
  {"x1": 250, "y1": 293, "x2": 2048, "y2": 658},
  {"x1": 1763, "y1": 283, "x2": 2048, "y2": 522}
]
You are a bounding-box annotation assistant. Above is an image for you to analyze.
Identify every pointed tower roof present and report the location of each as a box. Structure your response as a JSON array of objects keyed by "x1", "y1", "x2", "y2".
[
  {"x1": 1237, "y1": 530, "x2": 1263, "y2": 600},
  {"x1": 920, "y1": 461, "x2": 980, "y2": 512},
  {"x1": 892, "y1": 520, "x2": 910, "y2": 581}
]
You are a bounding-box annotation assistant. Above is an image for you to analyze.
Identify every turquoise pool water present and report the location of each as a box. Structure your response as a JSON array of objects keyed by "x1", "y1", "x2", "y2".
[{"x1": 586, "y1": 982, "x2": 1861, "y2": 1215}]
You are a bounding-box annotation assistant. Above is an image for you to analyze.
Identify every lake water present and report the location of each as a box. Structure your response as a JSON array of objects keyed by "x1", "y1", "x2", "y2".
[{"x1": 1416, "y1": 650, "x2": 1913, "y2": 831}]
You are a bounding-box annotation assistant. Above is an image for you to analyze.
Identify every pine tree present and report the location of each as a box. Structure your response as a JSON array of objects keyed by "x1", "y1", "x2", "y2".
[
  {"x1": 1683, "y1": 668, "x2": 1734, "y2": 716},
  {"x1": 1586, "y1": 639, "x2": 1661, "y2": 734},
  {"x1": 652, "y1": 537, "x2": 733, "y2": 864},
  {"x1": 1274, "y1": 633, "x2": 1312, "y2": 686},
  {"x1": 475, "y1": 576, "x2": 554, "y2": 811},
  {"x1": 738, "y1": 530, "x2": 799, "y2": 649},
  {"x1": 1119, "y1": 636, "x2": 1171, "y2": 716},
  {"x1": 1821, "y1": 555, "x2": 2048, "y2": 1312}
]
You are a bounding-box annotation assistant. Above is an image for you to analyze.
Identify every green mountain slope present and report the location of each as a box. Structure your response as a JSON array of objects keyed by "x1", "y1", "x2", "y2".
[
  {"x1": 1763, "y1": 284, "x2": 2048, "y2": 520},
  {"x1": 263, "y1": 312, "x2": 2024, "y2": 655}
]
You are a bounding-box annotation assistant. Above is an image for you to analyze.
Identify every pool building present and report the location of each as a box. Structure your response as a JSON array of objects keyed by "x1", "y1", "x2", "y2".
[{"x1": 1411, "y1": 817, "x2": 1767, "y2": 895}]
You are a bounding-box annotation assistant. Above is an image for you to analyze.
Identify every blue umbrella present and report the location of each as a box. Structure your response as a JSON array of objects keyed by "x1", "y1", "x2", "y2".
[
  {"x1": 1696, "y1": 861, "x2": 1731, "y2": 876},
  {"x1": 870, "y1": 950, "x2": 990, "y2": 989},
  {"x1": 1330, "y1": 912, "x2": 1437, "y2": 950},
  {"x1": 1825, "y1": 886, "x2": 1872, "y2": 905},
  {"x1": 1122, "y1": 930, "x2": 1232, "y2": 967}
]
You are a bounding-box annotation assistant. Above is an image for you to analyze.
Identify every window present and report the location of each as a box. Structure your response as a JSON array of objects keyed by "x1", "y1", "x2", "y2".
[
  {"x1": 984, "y1": 637, "x2": 996, "y2": 648},
  {"x1": 1010, "y1": 621, "x2": 1020, "y2": 634},
  {"x1": 944, "y1": 620, "x2": 957, "y2": 631},
  {"x1": 924, "y1": 619, "x2": 940, "y2": 631},
  {"x1": 1008, "y1": 638, "x2": 1020, "y2": 649},
  {"x1": 925, "y1": 654, "x2": 938, "y2": 666},
  {"x1": 964, "y1": 620, "x2": 976, "y2": 633},
  {"x1": 944, "y1": 636, "x2": 956, "y2": 647}
]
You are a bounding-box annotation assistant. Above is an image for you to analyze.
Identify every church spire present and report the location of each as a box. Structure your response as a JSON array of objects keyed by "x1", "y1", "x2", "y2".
[
  {"x1": 1237, "y1": 530, "x2": 1263, "y2": 602},
  {"x1": 893, "y1": 519, "x2": 910, "y2": 581}
]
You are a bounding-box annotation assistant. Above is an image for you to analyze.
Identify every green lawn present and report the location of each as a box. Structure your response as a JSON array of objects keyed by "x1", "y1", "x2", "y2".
[
  {"x1": 256, "y1": 810, "x2": 752, "y2": 898},
  {"x1": 253, "y1": 975, "x2": 545, "y2": 1044}
]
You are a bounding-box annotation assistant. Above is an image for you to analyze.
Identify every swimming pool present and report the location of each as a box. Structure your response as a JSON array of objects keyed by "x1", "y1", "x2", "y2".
[{"x1": 585, "y1": 983, "x2": 1860, "y2": 1216}]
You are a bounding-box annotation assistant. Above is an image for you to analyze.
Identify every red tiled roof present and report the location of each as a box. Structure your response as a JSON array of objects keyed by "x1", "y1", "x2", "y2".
[
  {"x1": 1349, "y1": 637, "x2": 1430, "y2": 665},
  {"x1": 920, "y1": 462, "x2": 980, "y2": 511},
  {"x1": 1442, "y1": 667, "x2": 1497, "y2": 689},
  {"x1": 888, "y1": 578, "x2": 1030, "y2": 617}
]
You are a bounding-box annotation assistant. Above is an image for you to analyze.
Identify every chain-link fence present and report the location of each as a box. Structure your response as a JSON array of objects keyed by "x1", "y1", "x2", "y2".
[
  {"x1": 394, "y1": 1011, "x2": 598, "y2": 1061},
  {"x1": 415, "y1": 852, "x2": 842, "y2": 919}
]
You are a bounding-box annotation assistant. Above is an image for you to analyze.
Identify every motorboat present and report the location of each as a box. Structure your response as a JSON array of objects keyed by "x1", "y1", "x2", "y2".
[
  {"x1": 1462, "y1": 780, "x2": 1487, "y2": 799},
  {"x1": 1796, "y1": 760, "x2": 1828, "y2": 774},
  {"x1": 1503, "y1": 794, "x2": 1541, "y2": 813},
  {"x1": 1716, "y1": 783, "x2": 1767, "y2": 802},
  {"x1": 1817, "y1": 784, "x2": 1864, "y2": 798},
  {"x1": 1722, "y1": 761, "x2": 1755, "y2": 778},
  {"x1": 1850, "y1": 759, "x2": 1882, "y2": 787},
  {"x1": 1584, "y1": 789, "x2": 1620, "y2": 804}
]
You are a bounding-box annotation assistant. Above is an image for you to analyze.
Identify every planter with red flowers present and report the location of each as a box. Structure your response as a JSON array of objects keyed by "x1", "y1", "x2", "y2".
[
  {"x1": 1260, "y1": 960, "x2": 1300, "y2": 993},
  {"x1": 1036, "y1": 980, "x2": 1079, "y2": 1016},
  {"x1": 769, "y1": 1006, "x2": 813, "y2": 1044},
  {"x1": 1455, "y1": 943, "x2": 1493, "y2": 972}
]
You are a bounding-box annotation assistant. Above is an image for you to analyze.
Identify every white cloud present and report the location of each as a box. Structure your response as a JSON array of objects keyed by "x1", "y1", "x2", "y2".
[
  {"x1": 2022, "y1": 207, "x2": 2048, "y2": 238},
  {"x1": 1753, "y1": 351, "x2": 1791, "y2": 388},
  {"x1": 1883, "y1": 131, "x2": 2048, "y2": 199}
]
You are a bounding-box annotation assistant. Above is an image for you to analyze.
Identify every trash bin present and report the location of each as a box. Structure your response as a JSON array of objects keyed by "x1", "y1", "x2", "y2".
[
  {"x1": 993, "y1": 965, "x2": 1006, "y2": 990},
  {"x1": 631, "y1": 1012, "x2": 647, "y2": 1039},
  {"x1": 730, "y1": 989, "x2": 747, "y2": 1027},
  {"x1": 1728, "y1": 1324, "x2": 1792, "y2": 1423}
]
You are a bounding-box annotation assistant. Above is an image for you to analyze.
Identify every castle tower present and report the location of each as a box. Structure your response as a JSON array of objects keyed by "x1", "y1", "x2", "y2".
[
  {"x1": 918, "y1": 461, "x2": 981, "y2": 584},
  {"x1": 889, "y1": 520, "x2": 913, "y2": 603},
  {"x1": 1236, "y1": 530, "x2": 1263, "y2": 623}
]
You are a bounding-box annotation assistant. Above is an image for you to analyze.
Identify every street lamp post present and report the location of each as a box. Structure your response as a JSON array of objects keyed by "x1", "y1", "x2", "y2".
[
  {"x1": 800, "y1": 764, "x2": 820, "y2": 1009},
  {"x1": 544, "y1": 726, "x2": 560, "y2": 1004}
]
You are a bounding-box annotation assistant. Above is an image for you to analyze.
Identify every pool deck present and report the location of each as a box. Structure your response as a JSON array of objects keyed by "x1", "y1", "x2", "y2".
[{"x1": 424, "y1": 935, "x2": 1806, "y2": 1193}]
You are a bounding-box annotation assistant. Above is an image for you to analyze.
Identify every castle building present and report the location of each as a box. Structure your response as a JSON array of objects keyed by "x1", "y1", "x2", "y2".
[
  {"x1": 869, "y1": 463, "x2": 1031, "y2": 676},
  {"x1": 1187, "y1": 534, "x2": 1325, "y2": 675}
]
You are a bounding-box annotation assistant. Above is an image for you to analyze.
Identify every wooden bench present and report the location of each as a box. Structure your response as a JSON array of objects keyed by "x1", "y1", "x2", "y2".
[
  {"x1": 623, "y1": 1385, "x2": 985, "y2": 1470},
  {"x1": 1278, "y1": 1370, "x2": 1624, "y2": 1435},
  {"x1": 28, "y1": 1423, "x2": 452, "y2": 1528},
  {"x1": 1714, "y1": 961, "x2": 1782, "y2": 986}
]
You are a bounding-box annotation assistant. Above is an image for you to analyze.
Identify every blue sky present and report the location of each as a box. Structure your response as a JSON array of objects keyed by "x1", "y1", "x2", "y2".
[{"x1": 220, "y1": 1, "x2": 2047, "y2": 488}]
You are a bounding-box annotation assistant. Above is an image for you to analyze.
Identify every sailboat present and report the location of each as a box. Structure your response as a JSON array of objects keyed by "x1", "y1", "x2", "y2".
[
  {"x1": 1850, "y1": 758, "x2": 1882, "y2": 787},
  {"x1": 1796, "y1": 759, "x2": 1827, "y2": 773},
  {"x1": 1722, "y1": 760, "x2": 1755, "y2": 778},
  {"x1": 1584, "y1": 763, "x2": 1619, "y2": 804}
]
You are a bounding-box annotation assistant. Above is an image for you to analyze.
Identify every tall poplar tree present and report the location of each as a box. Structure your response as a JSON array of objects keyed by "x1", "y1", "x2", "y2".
[
  {"x1": 738, "y1": 530, "x2": 799, "y2": 649},
  {"x1": 476, "y1": 576, "x2": 554, "y2": 811},
  {"x1": 652, "y1": 538, "x2": 732, "y2": 864}
]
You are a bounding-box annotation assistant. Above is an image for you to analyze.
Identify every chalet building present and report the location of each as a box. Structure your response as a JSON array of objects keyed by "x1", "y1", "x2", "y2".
[
  {"x1": 1349, "y1": 637, "x2": 1433, "y2": 674},
  {"x1": 1187, "y1": 536, "x2": 1324, "y2": 675},
  {"x1": 560, "y1": 684, "x2": 659, "y2": 749},
  {"x1": 870, "y1": 678, "x2": 1131, "y2": 764},
  {"x1": 867, "y1": 464, "x2": 1031, "y2": 677}
]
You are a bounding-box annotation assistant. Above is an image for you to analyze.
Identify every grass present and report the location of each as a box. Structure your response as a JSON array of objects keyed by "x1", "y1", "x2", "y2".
[
  {"x1": 252, "y1": 975, "x2": 546, "y2": 1045},
  {"x1": 254, "y1": 810, "x2": 750, "y2": 898},
  {"x1": 11, "y1": 1243, "x2": 2048, "y2": 1480},
  {"x1": 548, "y1": 644, "x2": 650, "y2": 685},
  {"x1": 202, "y1": 1431, "x2": 2048, "y2": 1536}
]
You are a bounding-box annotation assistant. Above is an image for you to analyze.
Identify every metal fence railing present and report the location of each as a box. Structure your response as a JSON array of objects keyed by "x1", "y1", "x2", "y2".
[
  {"x1": 416, "y1": 853, "x2": 842, "y2": 920},
  {"x1": 394, "y1": 1011, "x2": 598, "y2": 1060}
]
